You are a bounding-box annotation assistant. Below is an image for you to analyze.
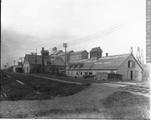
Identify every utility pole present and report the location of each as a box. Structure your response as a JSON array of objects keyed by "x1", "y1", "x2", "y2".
[{"x1": 63, "y1": 43, "x2": 67, "y2": 75}]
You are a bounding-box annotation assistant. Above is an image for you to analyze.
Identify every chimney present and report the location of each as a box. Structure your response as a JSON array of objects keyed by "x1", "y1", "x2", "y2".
[
  {"x1": 106, "y1": 53, "x2": 108, "y2": 57},
  {"x1": 42, "y1": 47, "x2": 44, "y2": 51}
]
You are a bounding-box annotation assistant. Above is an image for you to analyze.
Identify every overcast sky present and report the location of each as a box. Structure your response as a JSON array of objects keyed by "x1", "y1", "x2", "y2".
[{"x1": 1, "y1": 0, "x2": 146, "y2": 68}]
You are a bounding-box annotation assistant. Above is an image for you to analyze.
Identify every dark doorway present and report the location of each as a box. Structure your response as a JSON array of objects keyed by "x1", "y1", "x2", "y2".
[{"x1": 130, "y1": 71, "x2": 133, "y2": 80}]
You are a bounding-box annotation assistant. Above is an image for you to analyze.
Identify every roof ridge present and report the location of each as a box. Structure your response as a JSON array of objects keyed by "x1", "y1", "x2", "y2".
[
  {"x1": 101, "y1": 53, "x2": 130, "y2": 58},
  {"x1": 118, "y1": 54, "x2": 131, "y2": 67},
  {"x1": 71, "y1": 50, "x2": 87, "y2": 54}
]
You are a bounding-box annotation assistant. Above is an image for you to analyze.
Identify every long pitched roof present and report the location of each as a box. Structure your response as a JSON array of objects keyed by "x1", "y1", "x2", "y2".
[
  {"x1": 91, "y1": 54, "x2": 130, "y2": 70},
  {"x1": 68, "y1": 53, "x2": 131, "y2": 70},
  {"x1": 90, "y1": 47, "x2": 102, "y2": 52}
]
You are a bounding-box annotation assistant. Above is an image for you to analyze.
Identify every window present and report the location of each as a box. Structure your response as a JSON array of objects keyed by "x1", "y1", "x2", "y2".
[
  {"x1": 81, "y1": 72, "x2": 82, "y2": 75},
  {"x1": 128, "y1": 60, "x2": 135, "y2": 68},
  {"x1": 89, "y1": 72, "x2": 92, "y2": 75},
  {"x1": 128, "y1": 61, "x2": 130, "y2": 68}
]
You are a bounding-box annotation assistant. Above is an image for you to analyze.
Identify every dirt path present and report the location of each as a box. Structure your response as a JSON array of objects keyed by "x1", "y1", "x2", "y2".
[{"x1": 0, "y1": 83, "x2": 118, "y2": 118}]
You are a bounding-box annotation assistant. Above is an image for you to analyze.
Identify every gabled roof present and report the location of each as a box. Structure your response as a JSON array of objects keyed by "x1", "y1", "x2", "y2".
[
  {"x1": 130, "y1": 54, "x2": 144, "y2": 71},
  {"x1": 24, "y1": 54, "x2": 42, "y2": 64},
  {"x1": 69, "y1": 58, "x2": 98, "y2": 70},
  {"x1": 56, "y1": 50, "x2": 63, "y2": 55},
  {"x1": 91, "y1": 53, "x2": 130, "y2": 70},
  {"x1": 68, "y1": 53, "x2": 131, "y2": 70},
  {"x1": 90, "y1": 47, "x2": 102, "y2": 52},
  {"x1": 69, "y1": 57, "x2": 98, "y2": 64},
  {"x1": 51, "y1": 51, "x2": 57, "y2": 55}
]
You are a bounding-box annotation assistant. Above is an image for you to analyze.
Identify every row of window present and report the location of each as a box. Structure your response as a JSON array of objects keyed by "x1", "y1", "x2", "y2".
[{"x1": 76, "y1": 72, "x2": 92, "y2": 75}]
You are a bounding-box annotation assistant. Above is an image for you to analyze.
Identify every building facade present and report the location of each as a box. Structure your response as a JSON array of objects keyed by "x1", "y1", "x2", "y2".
[
  {"x1": 58, "y1": 50, "x2": 74, "y2": 65},
  {"x1": 90, "y1": 47, "x2": 103, "y2": 59},
  {"x1": 23, "y1": 54, "x2": 42, "y2": 73},
  {"x1": 69, "y1": 50, "x2": 88, "y2": 62},
  {"x1": 66, "y1": 53, "x2": 143, "y2": 81}
]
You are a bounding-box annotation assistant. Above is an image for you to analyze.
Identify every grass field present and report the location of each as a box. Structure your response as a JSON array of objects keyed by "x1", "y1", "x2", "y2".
[
  {"x1": 0, "y1": 71, "x2": 90, "y2": 100},
  {"x1": 101, "y1": 91, "x2": 150, "y2": 120},
  {"x1": 0, "y1": 71, "x2": 150, "y2": 119}
]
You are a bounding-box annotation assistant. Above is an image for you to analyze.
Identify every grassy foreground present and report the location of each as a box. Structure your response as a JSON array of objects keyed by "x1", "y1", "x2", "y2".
[
  {"x1": 0, "y1": 71, "x2": 150, "y2": 119},
  {"x1": 0, "y1": 71, "x2": 90, "y2": 100},
  {"x1": 101, "y1": 91, "x2": 150, "y2": 120}
]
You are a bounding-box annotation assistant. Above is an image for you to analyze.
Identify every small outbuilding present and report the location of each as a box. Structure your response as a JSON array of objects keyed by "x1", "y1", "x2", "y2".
[{"x1": 23, "y1": 54, "x2": 42, "y2": 73}]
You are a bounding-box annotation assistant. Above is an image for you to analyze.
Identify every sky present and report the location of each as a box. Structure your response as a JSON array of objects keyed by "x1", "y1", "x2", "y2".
[{"x1": 1, "y1": 0, "x2": 146, "y2": 68}]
